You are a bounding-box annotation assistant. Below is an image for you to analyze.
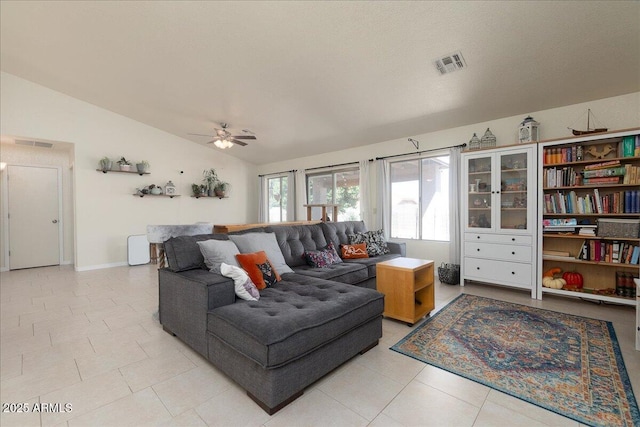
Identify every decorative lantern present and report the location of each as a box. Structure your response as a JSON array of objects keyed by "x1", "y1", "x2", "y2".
[
  {"x1": 518, "y1": 116, "x2": 539, "y2": 143},
  {"x1": 480, "y1": 128, "x2": 496, "y2": 148},
  {"x1": 165, "y1": 180, "x2": 176, "y2": 195},
  {"x1": 468, "y1": 133, "x2": 481, "y2": 150}
]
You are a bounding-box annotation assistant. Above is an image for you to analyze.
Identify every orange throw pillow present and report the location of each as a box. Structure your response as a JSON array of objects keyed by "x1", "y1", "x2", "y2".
[
  {"x1": 235, "y1": 251, "x2": 281, "y2": 290},
  {"x1": 341, "y1": 243, "x2": 369, "y2": 259}
]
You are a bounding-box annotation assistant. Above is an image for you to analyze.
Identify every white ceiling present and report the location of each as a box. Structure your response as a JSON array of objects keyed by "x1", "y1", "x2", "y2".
[{"x1": 1, "y1": 1, "x2": 639, "y2": 165}]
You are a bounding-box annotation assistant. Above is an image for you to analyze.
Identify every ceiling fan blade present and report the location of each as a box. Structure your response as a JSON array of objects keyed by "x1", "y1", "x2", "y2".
[
  {"x1": 231, "y1": 135, "x2": 257, "y2": 140},
  {"x1": 230, "y1": 139, "x2": 248, "y2": 147},
  {"x1": 206, "y1": 137, "x2": 222, "y2": 144},
  {"x1": 188, "y1": 133, "x2": 215, "y2": 137}
]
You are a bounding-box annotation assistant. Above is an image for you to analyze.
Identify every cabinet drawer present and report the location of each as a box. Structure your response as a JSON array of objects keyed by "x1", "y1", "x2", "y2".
[
  {"x1": 464, "y1": 233, "x2": 532, "y2": 245},
  {"x1": 464, "y1": 242, "x2": 531, "y2": 263},
  {"x1": 464, "y1": 257, "x2": 532, "y2": 286}
]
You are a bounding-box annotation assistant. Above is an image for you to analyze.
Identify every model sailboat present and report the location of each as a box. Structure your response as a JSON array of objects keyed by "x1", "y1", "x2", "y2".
[{"x1": 568, "y1": 109, "x2": 608, "y2": 136}]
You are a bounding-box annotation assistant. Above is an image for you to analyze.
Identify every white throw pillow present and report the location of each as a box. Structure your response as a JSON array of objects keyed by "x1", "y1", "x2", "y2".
[
  {"x1": 220, "y1": 263, "x2": 260, "y2": 301},
  {"x1": 196, "y1": 239, "x2": 240, "y2": 274},
  {"x1": 228, "y1": 232, "x2": 294, "y2": 274}
]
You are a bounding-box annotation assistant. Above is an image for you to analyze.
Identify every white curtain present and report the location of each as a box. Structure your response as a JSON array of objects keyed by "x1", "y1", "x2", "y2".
[
  {"x1": 376, "y1": 159, "x2": 391, "y2": 238},
  {"x1": 258, "y1": 175, "x2": 267, "y2": 223},
  {"x1": 359, "y1": 160, "x2": 371, "y2": 225},
  {"x1": 448, "y1": 146, "x2": 462, "y2": 264},
  {"x1": 286, "y1": 171, "x2": 296, "y2": 221},
  {"x1": 294, "y1": 169, "x2": 307, "y2": 220}
]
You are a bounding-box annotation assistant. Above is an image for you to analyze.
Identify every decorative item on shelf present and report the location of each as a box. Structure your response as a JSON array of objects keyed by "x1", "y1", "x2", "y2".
[
  {"x1": 99, "y1": 156, "x2": 112, "y2": 172},
  {"x1": 203, "y1": 168, "x2": 218, "y2": 197},
  {"x1": 117, "y1": 157, "x2": 132, "y2": 171},
  {"x1": 518, "y1": 116, "x2": 540, "y2": 143},
  {"x1": 468, "y1": 133, "x2": 481, "y2": 150},
  {"x1": 191, "y1": 183, "x2": 202, "y2": 197},
  {"x1": 164, "y1": 180, "x2": 176, "y2": 196},
  {"x1": 584, "y1": 144, "x2": 614, "y2": 160},
  {"x1": 567, "y1": 109, "x2": 608, "y2": 136},
  {"x1": 150, "y1": 184, "x2": 162, "y2": 195},
  {"x1": 214, "y1": 181, "x2": 230, "y2": 198},
  {"x1": 136, "y1": 160, "x2": 149, "y2": 174},
  {"x1": 480, "y1": 128, "x2": 496, "y2": 149}
]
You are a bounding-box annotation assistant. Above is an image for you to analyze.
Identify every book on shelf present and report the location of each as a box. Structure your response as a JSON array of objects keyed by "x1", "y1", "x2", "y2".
[
  {"x1": 582, "y1": 166, "x2": 626, "y2": 178},
  {"x1": 622, "y1": 136, "x2": 635, "y2": 157},
  {"x1": 576, "y1": 239, "x2": 640, "y2": 264},
  {"x1": 543, "y1": 250, "x2": 571, "y2": 257},
  {"x1": 584, "y1": 160, "x2": 621, "y2": 170}
]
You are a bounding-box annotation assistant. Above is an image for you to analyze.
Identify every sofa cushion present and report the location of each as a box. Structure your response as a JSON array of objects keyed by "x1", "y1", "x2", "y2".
[
  {"x1": 271, "y1": 224, "x2": 329, "y2": 268},
  {"x1": 229, "y1": 232, "x2": 294, "y2": 274},
  {"x1": 341, "y1": 243, "x2": 369, "y2": 259},
  {"x1": 197, "y1": 239, "x2": 240, "y2": 274},
  {"x1": 207, "y1": 274, "x2": 384, "y2": 368},
  {"x1": 236, "y1": 251, "x2": 282, "y2": 290},
  {"x1": 348, "y1": 229, "x2": 390, "y2": 256},
  {"x1": 291, "y1": 262, "x2": 367, "y2": 285},
  {"x1": 321, "y1": 221, "x2": 368, "y2": 250},
  {"x1": 164, "y1": 233, "x2": 229, "y2": 272},
  {"x1": 304, "y1": 243, "x2": 343, "y2": 268},
  {"x1": 343, "y1": 253, "x2": 402, "y2": 277},
  {"x1": 220, "y1": 263, "x2": 260, "y2": 301}
]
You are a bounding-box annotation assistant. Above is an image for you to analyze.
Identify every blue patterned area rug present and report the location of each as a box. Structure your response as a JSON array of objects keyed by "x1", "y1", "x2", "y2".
[{"x1": 391, "y1": 294, "x2": 639, "y2": 427}]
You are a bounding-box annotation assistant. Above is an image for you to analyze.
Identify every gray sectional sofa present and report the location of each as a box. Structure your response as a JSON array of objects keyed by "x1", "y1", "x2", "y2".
[{"x1": 159, "y1": 221, "x2": 405, "y2": 414}]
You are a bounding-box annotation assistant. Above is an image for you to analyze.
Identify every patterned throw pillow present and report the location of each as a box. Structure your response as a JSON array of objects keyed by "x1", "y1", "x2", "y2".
[
  {"x1": 304, "y1": 243, "x2": 343, "y2": 268},
  {"x1": 236, "y1": 251, "x2": 281, "y2": 289},
  {"x1": 348, "y1": 229, "x2": 390, "y2": 256},
  {"x1": 220, "y1": 263, "x2": 260, "y2": 301},
  {"x1": 341, "y1": 243, "x2": 369, "y2": 259}
]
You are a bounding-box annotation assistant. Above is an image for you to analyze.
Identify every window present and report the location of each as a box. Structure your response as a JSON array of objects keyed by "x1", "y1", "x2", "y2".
[
  {"x1": 390, "y1": 156, "x2": 449, "y2": 241},
  {"x1": 267, "y1": 175, "x2": 288, "y2": 223},
  {"x1": 307, "y1": 168, "x2": 360, "y2": 221}
]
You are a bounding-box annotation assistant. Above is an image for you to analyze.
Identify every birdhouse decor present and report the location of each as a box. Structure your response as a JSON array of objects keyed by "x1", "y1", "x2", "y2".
[{"x1": 518, "y1": 115, "x2": 540, "y2": 144}]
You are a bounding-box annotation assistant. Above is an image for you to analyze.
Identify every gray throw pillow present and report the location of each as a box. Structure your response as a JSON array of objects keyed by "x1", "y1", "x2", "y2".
[
  {"x1": 196, "y1": 239, "x2": 240, "y2": 274},
  {"x1": 228, "y1": 232, "x2": 294, "y2": 274}
]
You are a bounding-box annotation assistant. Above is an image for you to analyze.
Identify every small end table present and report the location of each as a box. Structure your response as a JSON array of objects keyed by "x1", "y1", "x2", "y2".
[{"x1": 376, "y1": 257, "x2": 434, "y2": 325}]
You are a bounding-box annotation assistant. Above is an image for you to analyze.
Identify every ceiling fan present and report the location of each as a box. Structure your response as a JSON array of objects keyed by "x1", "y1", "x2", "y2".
[{"x1": 189, "y1": 123, "x2": 256, "y2": 149}]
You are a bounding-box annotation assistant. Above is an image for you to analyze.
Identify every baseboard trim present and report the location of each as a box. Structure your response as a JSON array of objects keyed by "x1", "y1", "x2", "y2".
[{"x1": 74, "y1": 261, "x2": 128, "y2": 272}]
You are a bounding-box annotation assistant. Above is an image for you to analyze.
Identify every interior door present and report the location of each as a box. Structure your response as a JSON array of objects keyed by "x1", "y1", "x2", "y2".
[{"x1": 8, "y1": 165, "x2": 60, "y2": 269}]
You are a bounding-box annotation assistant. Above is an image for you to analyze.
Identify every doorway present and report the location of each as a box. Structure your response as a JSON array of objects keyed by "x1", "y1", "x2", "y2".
[{"x1": 7, "y1": 165, "x2": 62, "y2": 269}]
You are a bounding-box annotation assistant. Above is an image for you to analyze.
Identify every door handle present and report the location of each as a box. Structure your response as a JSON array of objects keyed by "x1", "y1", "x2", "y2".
[{"x1": 52, "y1": 220, "x2": 58, "y2": 224}]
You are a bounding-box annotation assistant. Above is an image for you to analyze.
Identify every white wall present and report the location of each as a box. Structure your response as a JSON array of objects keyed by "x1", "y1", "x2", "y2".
[
  {"x1": 1, "y1": 72, "x2": 257, "y2": 270},
  {"x1": 257, "y1": 92, "x2": 640, "y2": 267}
]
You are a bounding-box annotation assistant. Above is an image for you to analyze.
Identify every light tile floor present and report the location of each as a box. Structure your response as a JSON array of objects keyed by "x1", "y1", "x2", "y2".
[{"x1": 1, "y1": 264, "x2": 638, "y2": 426}]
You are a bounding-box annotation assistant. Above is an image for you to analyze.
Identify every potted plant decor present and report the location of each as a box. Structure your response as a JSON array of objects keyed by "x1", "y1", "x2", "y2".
[
  {"x1": 192, "y1": 183, "x2": 201, "y2": 197},
  {"x1": 99, "y1": 156, "x2": 112, "y2": 171},
  {"x1": 202, "y1": 168, "x2": 218, "y2": 197},
  {"x1": 214, "y1": 181, "x2": 230, "y2": 198},
  {"x1": 136, "y1": 160, "x2": 149, "y2": 174},
  {"x1": 117, "y1": 157, "x2": 132, "y2": 172}
]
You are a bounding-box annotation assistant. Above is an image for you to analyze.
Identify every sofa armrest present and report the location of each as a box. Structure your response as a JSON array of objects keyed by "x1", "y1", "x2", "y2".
[
  {"x1": 387, "y1": 241, "x2": 406, "y2": 257},
  {"x1": 159, "y1": 268, "x2": 235, "y2": 357}
]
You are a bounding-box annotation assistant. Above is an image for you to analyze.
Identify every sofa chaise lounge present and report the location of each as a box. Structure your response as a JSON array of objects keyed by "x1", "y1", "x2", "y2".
[{"x1": 159, "y1": 221, "x2": 405, "y2": 413}]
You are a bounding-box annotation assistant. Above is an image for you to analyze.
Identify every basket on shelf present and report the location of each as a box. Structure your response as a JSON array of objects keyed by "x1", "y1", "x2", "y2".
[{"x1": 438, "y1": 263, "x2": 460, "y2": 285}]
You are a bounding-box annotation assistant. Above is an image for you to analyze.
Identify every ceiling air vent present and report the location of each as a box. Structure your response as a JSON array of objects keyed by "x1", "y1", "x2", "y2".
[
  {"x1": 434, "y1": 51, "x2": 466, "y2": 75},
  {"x1": 15, "y1": 140, "x2": 53, "y2": 148}
]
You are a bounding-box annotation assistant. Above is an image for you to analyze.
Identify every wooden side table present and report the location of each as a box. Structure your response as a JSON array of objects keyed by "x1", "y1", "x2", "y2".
[{"x1": 376, "y1": 257, "x2": 435, "y2": 325}]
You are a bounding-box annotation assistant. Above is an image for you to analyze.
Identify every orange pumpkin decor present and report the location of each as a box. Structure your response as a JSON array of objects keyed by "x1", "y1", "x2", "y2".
[
  {"x1": 562, "y1": 271, "x2": 584, "y2": 290},
  {"x1": 543, "y1": 268, "x2": 562, "y2": 278}
]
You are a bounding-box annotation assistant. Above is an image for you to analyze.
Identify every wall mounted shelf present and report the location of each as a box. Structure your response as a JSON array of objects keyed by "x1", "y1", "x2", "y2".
[
  {"x1": 133, "y1": 194, "x2": 179, "y2": 199},
  {"x1": 191, "y1": 195, "x2": 228, "y2": 199},
  {"x1": 98, "y1": 169, "x2": 149, "y2": 176}
]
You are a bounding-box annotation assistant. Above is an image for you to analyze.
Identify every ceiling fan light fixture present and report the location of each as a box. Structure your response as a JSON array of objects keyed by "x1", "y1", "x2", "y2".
[{"x1": 214, "y1": 139, "x2": 234, "y2": 149}]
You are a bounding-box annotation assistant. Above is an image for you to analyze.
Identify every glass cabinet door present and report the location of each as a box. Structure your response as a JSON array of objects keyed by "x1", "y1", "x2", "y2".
[
  {"x1": 466, "y1": 155, "x2": 493, "y2": 230},
  {"x1": 499, "y1": 151, "x2": 529, "y2": 231}
]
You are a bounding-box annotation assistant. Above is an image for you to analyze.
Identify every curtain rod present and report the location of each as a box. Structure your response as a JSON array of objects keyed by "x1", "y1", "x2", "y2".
[
  {"x1": 375, "y1": 142, "x2": 467, "y2": 161},
  {"x1": 305, "y1": 158, "x2": 374, "y2": 172},
  {"x1": 258, "y1": 169, "x2": 296, "y2": 178}
]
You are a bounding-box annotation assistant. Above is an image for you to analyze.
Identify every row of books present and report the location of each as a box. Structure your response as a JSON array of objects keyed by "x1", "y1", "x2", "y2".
[
  {"x1": 543, "y1": 162, "x2": 640, "y2": 188},
  {"x1": 615, "y1": 272, "x2": 637, "y2": 298},
  {"x1": 542, "y1": 135, "x2": 640, "y2": 165},
  {"x1": 543, "y1": 190, "x2": 640, "y2": 214},
  {"x1": 576, "y1": 240, "x2": 640, "y2": 264}
]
